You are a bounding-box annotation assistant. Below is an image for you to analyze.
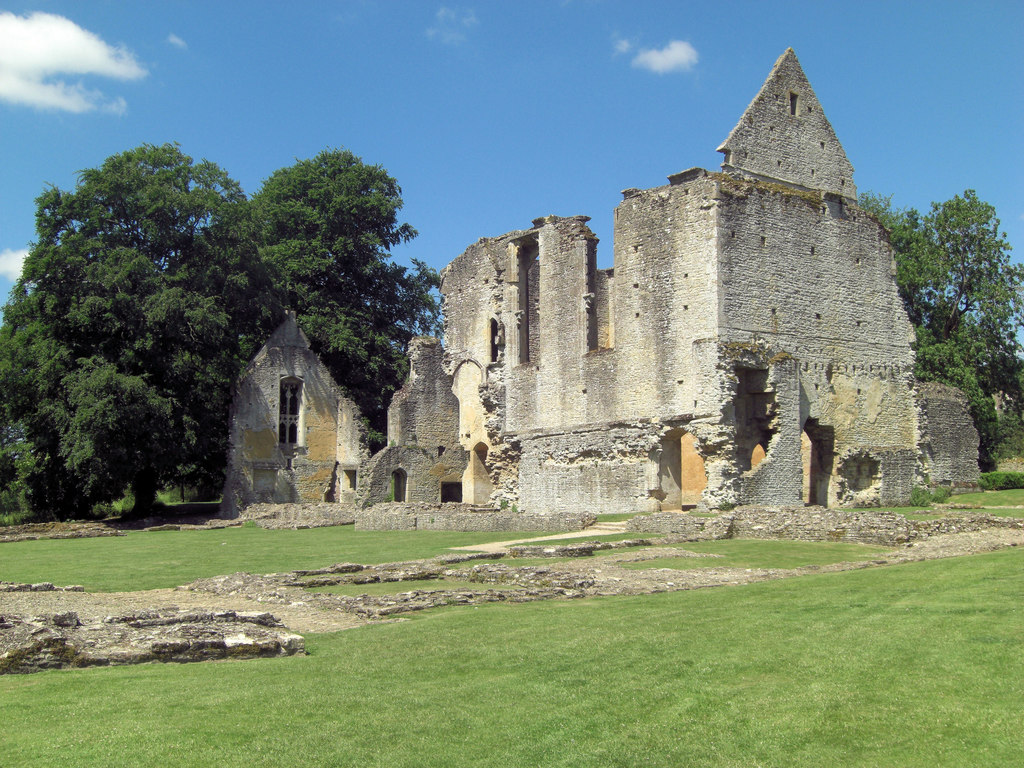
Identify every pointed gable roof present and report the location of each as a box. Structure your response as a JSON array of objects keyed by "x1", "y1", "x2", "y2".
[
  {"x1": 265, "y1": 310, "x2": 311, "y2": 351},
  {"x1": 717, "y1": 49, "x2": 856, "y2": 199}
]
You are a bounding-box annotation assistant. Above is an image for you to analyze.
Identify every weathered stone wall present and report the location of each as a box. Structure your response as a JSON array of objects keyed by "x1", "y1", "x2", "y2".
[
  {"x1": 365, "y1": 337, "x2": 470, "y2": 505},
  {"x1": 916, "y1": 382, "x2": 981, "y2": 490},
  {"x1": 354, "y1": 502, "x2": 595, "y2": 532},
  {"x1": 717, "y1": 48, "x2": 856, "y2": 200},
  {"x1": 369, "y1": 48, "x2": 977, "y2": 516},
  {"x1": 222, "y1": 315, "x2": 367, "y2": 516},
  {"x1": 628, "y1": 507, "x2": 1023, "y2": 545},
  {"x1": 713, "y1": 174, "x2": 918, "y2": 507}
]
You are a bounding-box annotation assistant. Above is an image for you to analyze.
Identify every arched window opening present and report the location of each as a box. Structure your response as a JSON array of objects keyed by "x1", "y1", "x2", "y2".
[
  {"x1": 279, "y1": 378, "x2": 301, "y2": 445},
  {"x1": 391, "y1": 469, "x2": 407, "y2": 503},
  {"x1": 750, "y1": 443, "x2": 767, "y2": 468}
]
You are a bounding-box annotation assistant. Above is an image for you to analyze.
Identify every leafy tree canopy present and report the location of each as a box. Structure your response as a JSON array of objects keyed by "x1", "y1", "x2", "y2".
[
  {"x1": 251, "y1": 148, "x2": 440, "y2": 447},
  {"x1": 0, "y1": 144, "x2": 278, "y2": 518},
  {"x1": 1, "y1": 144, "x2": 437, "y2": 520},
  {"x1": 860, "y1": 190, "x2": 1022, "y2": 468}
]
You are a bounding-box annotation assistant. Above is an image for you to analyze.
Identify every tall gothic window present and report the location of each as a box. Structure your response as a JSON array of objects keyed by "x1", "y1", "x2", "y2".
[{"x1": 279, "y1": 378, "x2": 301, "y2": 445}]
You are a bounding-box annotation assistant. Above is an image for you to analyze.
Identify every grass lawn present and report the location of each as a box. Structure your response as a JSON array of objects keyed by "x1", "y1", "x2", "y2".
[
  {"x1": 952, "y1": 488, "x2": 1024, "y2": 508},
  {"x1": 1, "y1": 546, "x2": 1020, "y2": 767},
  {"x1": 0, "y1": 526, "x2": 566, "y2": 592}
]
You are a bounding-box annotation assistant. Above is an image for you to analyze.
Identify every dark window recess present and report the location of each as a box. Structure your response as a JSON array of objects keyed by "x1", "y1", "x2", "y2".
[
  {"x1": 279, "y1": 379, "x2": 301, "y2": 445},
  {"x1": 440, "y1": 483, "x2": 463, "y2": 503}
]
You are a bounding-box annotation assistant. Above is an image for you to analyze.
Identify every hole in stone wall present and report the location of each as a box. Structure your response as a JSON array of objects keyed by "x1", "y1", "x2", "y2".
[
  {"x1": 391, "y1": 469, "x2": 407, "y2": 503},
  {"x1": 790, "y1": 92, "x2": 799, "y2": 116},
  {"x1": 734, "y1": 368, "x2": 777, "y2": 472},
  {"x1": 440, "y1": 482, "x2": 463, "y2": 503},
  {"x1": 658, "y1": 431, "x2": 706, "y2": 511},
  {"x1": 841, "y1": 455, "x2": 880, "y2": 493},
  {"x1": 802, "y1": 420, "x2": 835, "y2": 506},
  {"x1": 490, "y1": 318, "x2": 500, "y2": 363},
  {"x1": 465, "y1": 442, "x2": 493, "y2": 505},
  {"x1": 517, "y1": 238, "x2": 540, "y2": 365},
  {"x1": 343, "y1": 469, "x2": 357, "y2": 491}
]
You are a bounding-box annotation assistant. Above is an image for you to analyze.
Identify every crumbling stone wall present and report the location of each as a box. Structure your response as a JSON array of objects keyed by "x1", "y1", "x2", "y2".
[
  {"x1": 222, "y1": 314, "x2": 366, "y2": 516},
  {"x1": 916, "y1": 382, "x2": 981, "y2": 490},
  {"x1": 628, "y1": 507, "x2": 1023, "y2": 545},
  {"x1": 358, "y1": 48, "x2": 978, "y2": 516},
  {"x1": 354, "y1": 502, "x2": 595, "y2": 532},
  {"x1": 361, "y1": 338, "x2": 468, "y2": 506}
]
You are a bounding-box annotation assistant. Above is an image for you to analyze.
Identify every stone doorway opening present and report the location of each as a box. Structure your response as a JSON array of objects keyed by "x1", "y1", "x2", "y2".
[
  {"x1": 801, "y1": 419, "x2": 835, "y2": 506},
  {"x1": 464, "y1": 442, "x2": 493, "y2": 504},
  {"x1": 658, "y1": 431, "x2": 706, "y2": 510}
]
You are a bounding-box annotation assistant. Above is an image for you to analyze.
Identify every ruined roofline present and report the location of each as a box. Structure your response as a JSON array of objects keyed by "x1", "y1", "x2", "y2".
[{"x1": 716, "y1": 48, "x2": 856, "y2": 200}]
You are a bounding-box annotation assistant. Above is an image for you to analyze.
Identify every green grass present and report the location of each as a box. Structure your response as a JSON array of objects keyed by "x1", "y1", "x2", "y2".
[
  {"x1": 2, "y1": 547, "x2": 1020, "y2": 767},
  {"x1": 0, "y1": 526, "x2": 566, "y2": 592},
  {"x1": 953, "y1": 488, "x2": 1024, "y2": 508},
  {"x1": 307, "y1": 579, "x2": 521, "y2": 596},
  {"x1": 624, "y1": 539, "x2": 889, "y2": 571}
]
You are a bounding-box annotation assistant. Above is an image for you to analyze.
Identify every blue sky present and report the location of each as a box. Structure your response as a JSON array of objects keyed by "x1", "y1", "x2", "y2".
[{"x1": 1, "y1": 1, "x2": 1022, "y2": 303}]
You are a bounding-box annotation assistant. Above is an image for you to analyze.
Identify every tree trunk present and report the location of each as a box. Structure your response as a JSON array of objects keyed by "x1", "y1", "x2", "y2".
[{"x1": 130, "y1": 468, "x2": 158, "y2": 517}]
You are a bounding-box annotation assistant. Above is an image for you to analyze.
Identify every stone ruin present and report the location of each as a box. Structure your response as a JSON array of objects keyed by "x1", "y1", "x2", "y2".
[{"x1": 222, "y1": 49, "x2": 979, "y2": 521}]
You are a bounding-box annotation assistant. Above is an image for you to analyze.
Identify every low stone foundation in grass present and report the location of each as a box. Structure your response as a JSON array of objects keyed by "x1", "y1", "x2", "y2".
[
  {"x1": 0, "y1": 606, "x2": 304, "y2": 675},
  {"x1": 627, "y1": 506, "x2": 1024, "y2": 545},
  {"x1": 236, "y1": 502, "x2": 357, "y2": 529},
  {"x1": 354, "y1": 502, "x2": 596, "y2": 532}
]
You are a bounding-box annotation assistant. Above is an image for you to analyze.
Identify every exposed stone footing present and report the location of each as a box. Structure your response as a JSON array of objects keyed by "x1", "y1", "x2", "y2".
[
  {"x1": 237, "y1": 502, "x2": 357, "y2": 529},
  {"x1": 627, "y1": 506, "x2": 1024, "y2": 545},
  {"x1": 0, "y1": 608, "x2": 304, "y2": 675},
  {"x1": 355, "y1": 503, "x2": 596, "y2": 531}
]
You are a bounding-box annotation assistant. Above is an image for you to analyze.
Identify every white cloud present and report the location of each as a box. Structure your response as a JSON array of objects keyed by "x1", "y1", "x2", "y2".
[
  {"x1": 167, "y1": 33, "x2": 187, "y2": 50},
  {"x1": 631, "y1": 40, "x2": 699, "y2": 74},
  {"x1": 426, "y1": 6, "x2": 478, "y2": 45},
  {"x1": 613, "y1": 37, "x2": 632, "y2": 55},
  {"x1": 0, "y1": 248, "x2": 28, "y2": 281},
  {"x1": 0, "y1": 11, "x2": 146, "y2": 113}
]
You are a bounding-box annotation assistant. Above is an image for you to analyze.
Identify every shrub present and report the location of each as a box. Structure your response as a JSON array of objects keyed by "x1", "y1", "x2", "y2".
[
  {"x1": 930, "y1": 486, "x2": 951, "y2": 504},
  {"x1": 978, "y1": 471, "x2": 1024, "y2": 491},
  {"x1": 909, "y1": 486, "x2": 933, "y2": 507}
]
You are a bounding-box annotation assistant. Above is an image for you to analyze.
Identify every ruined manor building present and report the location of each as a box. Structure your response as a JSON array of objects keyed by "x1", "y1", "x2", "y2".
[{"x1": 224, "y1": 50, "x2": 978, "y2": 515}]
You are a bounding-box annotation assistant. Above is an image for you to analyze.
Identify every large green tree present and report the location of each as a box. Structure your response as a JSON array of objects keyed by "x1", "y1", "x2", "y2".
[
  {"x1": 861, "y1": 190, "x2": 1022, "y2": 468},
  {"x1": 251, "y1": 148, "x2": 440, "y2": 447},
  {"x1": 0, "y1": 144, "x2": 279, "y2": 518}
]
